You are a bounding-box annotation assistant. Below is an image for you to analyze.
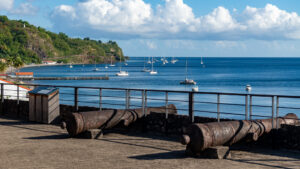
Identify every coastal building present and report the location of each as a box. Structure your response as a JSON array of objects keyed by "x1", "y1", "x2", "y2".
[
  {"x1": 0, "y1": 78, "x2": 31, "y2": 101},
  {"x1": 15, "y1": 72, "x2": 34, "y2": 78},
  {"x1": 42, "y1": 61, "x2": 57, "y2": 65},
  {"x1": 7, "y1": 72, "x2": 34, "y2": 79},
  {"x1": 0, "y1": 74, "x2": 7, "y2": 78}
]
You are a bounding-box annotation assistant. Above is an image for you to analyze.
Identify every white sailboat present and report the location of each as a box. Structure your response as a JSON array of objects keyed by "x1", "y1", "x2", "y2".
[
  {"x1": 93, "y1": 60, "x2": 99, "y2": 71},
  {"x1": 171, "y1": 57, "x2": 178, "y2": 64},
  {"x1": 109, "y1": 56, "x2": 115, "y2": 66},
  {"x1": 180, "y1": 60, "x2": 196, "y2": 85},
  {"x1": 69, "y1": 63, "x2": 73, "y2": 68},
  {"x1": 116, "y1": 62, "x2": 129, "y2": 76},
  {"x1": 201, "y1": 56, "x2": 204, "y2": 65},
  {"x1": 149, "y1": 57, "x2": 157, "y2": 75},
  {"x1": 142, "y1": 57, "x2": 150, "y2": 72},
  {"x1": 147, "y1": 57, "x2": 152, "y2": 64}
]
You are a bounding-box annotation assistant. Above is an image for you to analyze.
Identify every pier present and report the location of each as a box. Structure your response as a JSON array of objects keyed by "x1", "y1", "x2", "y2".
[{"x1": 11, "y1": 76, "x2": 109, "y2": 80}]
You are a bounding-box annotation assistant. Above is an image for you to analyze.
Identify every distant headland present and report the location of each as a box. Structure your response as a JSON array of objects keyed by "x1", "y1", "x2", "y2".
[{"x1": 0, "y1": 15, "x2": 127, "y2": 72}]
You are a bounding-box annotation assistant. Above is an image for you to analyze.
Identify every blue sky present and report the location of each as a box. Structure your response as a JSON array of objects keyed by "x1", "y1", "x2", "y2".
[{"x1": 1, "y1": 0, "x2": 300, "y2": 57}]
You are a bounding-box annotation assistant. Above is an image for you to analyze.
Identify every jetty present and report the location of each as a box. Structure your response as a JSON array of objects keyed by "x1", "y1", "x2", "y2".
[{"x1": 10, "y1": 76, "x2": 109, "y2": 80}]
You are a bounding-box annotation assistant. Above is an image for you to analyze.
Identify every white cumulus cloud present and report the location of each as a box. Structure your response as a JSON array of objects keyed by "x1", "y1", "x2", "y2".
[
  {"x1": 51, "y1": 1, "x2": 300, "y2": 40},
  {"x1": 10, "y1": 3, "x2": 38, "y2": 15},
  {"x1": 0, "y1": 0, "x2": 14, "y2": 10}
]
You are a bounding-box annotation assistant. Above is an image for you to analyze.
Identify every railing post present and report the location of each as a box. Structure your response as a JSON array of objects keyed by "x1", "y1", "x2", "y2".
[
  {"x1": 271, "y1": 96, "x2": 275, "y2": 128},
  {"x1": 1, "y1": 83, "x2": 3, "y2": 115},
  {"x1": 17, "y1": 84, "x2": 20, "y2": 117},
  {"x1": 99, "y1": 89, "x2": 102, "y2": 111},
  {"x1": 276, "y1": 97, "x2": 280, "y2": 129},
  {"x1": 17, "y1": 84, "x2": 20, "y2": 105},
  {"x1": 189, "y1": 92, "x2": 194, "y2": 123},
  {"x1": 217, "y1": 94, "x2": 220, "y2": 122},
  {"x1": 142, "y1": 90, "x2": 145, "y2": 116},
  {"x1": 125, "y1": 89, "x2": 130, "y2": 109},
  {"x1": 165, "y1": 92, "x2": 168, "y2": 119},
  {"x1": 1, "y1": 83, "x2": 4, "y2": 103},
  {"x1": 74, "y1": 87, "x2": 78, "y2": 112},
  {"x1": 1, "y1": 83, "x2": 4, "y2": 104},
  {"x1": 144, "y1": 91, "x2": 148, "y2": 117},
  {"x1": 249, "y1": 95, "x2": 253, "y2": 121},
  {"x1": 245, "y1": 95, "x2": 248, "y2": 120}
]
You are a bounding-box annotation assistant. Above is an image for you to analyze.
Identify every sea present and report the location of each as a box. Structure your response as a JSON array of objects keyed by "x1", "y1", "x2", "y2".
[{"x1": 20, "y1": 57, "x2": 300, "y2": 119}]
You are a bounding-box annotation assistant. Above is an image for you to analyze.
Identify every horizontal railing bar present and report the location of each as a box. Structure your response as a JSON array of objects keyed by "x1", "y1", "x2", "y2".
[
  {"x1": 3, "y1": 83, "x2": 300, "y2": 98},
  {"x1": 251, "y1": 104, "x2": 273, "y2": 108},
  {"x1": 277, "y1": 106, "x2": 300, "y2": 110},
  {"x1": 250, "y1": 114, "x2": 273, "y2": 118}
]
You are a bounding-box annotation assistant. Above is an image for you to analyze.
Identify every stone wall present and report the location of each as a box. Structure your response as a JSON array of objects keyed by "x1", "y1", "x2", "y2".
[
  {"x1": 0, "y1": 99, "x2": 29, "y2": 119},
  {"x1": 252, "y1": 124, "x2": 300, "y2": 151}
]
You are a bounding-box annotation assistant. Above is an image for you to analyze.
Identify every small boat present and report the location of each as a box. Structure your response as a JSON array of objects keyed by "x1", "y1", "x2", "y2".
[
  {"x1": 201, "y1": 56, "x2": 204, "y2": 65},
  {"x1": 116, "y1": 71, "x2": 129, "y2": 76},
  {"x1": 142, "y1": 68, "x2": 151, "y2": 72},
  {"x1": 246, "y1": 84, "x2": 252, "y2": 91},
  {"x1": 147, "y1": 57, "x2": 152, "y2": 64},
  {"x1": 142, "y1": 57, "x2": 150, "y2": 72},
  {"x1": 105, "y1": 65, "x2": 108, "y2": 69},
  {"x1": 93, "y1": 68, "x2": 99, "y2": 71},
  {"x1": 93, "y1": 61, "x2": 99, "y2": 71},
  {"x1": 180, "y1": 60, "x2": 196, "y2": 85},
  {"x1": 180, "y1": 78, "x2": 196, "y2": 85},
  {"x1": 116, "y1": 61, "x2": 129, "y2": 76},
  {"x1": 171, "y1": 57, "x2": 178, "y2": 64},
  {"x1": 69, "y1": 64, "x2": 73, "y2": 68},
  {"x1": 149, "y1": 57, "x2": 157, "y2": 75},
  {"x1": 192, "y1": 85, "x2": 199, "y2": 92}
]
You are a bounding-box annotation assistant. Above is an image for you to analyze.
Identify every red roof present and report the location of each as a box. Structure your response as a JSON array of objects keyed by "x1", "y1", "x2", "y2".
[
  {"x1": 0, "y1": 78, "x2": 31, "y2": 91},
  {"x1": 15, "y1": 72, "x2": 33, "y2": 76}
]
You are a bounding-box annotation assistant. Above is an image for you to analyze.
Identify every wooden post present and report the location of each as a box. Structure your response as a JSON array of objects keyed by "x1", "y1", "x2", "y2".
[
  {"x1": 74, "y1": 87, "x2": 78, "y2": 112},
  {"x1": 189, "y1": 92, "x2": 194, "y2": 123}
]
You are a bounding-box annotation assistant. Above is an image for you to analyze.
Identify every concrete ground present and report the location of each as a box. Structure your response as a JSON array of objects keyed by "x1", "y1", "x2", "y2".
[{"x1": 0, "y1": 116, "x2": 299, "y2": 169}]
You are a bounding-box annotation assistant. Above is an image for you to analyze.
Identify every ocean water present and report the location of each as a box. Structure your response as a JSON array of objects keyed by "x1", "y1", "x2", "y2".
[{"x1": 20, "y1": 57, "x2": 300, "y2": 119}]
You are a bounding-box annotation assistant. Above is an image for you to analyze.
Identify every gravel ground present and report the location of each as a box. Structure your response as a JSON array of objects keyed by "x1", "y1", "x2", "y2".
[{"x1": 0, "y1": 116, "x2": 299, "y2": 169}]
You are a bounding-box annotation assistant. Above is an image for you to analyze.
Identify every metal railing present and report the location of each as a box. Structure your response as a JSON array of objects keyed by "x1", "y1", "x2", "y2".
[{"x1": 1, "y1": 83, "x2": 300, "y2": 127}]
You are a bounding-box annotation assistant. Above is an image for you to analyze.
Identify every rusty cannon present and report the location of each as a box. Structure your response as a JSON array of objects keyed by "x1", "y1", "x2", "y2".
[
  {"x1": 181, "y1": 113, "x2": 299, "y2": 156},
  {"x1": 62, "y1": 104, "x2": 177, "y2": 137}
]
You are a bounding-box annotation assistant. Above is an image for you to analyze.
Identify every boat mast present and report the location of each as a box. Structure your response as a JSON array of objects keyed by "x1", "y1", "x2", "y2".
[
  {"x1": 151, "y1": 57, "x2": 154, "y2": 71},
  {"x1": 185, "y1": 59, "x2": 188, "y2": 80}
]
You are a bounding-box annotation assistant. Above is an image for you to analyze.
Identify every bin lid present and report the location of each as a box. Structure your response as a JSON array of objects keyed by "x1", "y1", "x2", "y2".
[{"x1": 28, "y1": 86, "x2": 58, "y2": 95}]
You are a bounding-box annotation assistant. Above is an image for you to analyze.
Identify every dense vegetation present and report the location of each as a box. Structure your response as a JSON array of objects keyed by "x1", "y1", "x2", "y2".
[{"x1": 0, "y1": 15, "x2": 125, "y2": 72}]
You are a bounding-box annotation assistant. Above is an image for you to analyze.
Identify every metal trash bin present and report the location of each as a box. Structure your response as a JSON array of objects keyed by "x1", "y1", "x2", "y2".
[{"x1": 28, "y1": 87, "x2": 59, "y2": 124}]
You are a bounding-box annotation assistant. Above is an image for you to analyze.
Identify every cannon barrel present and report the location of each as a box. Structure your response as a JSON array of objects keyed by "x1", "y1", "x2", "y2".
[
  {"x1": 64, "y1": 104, "x2": 177, "y2": 137},
  {"x1": 181, "y1": 113, "x2": 299, "y2": 154}
]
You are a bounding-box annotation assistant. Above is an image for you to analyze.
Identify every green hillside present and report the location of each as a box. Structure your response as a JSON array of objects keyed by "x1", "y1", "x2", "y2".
[{"x1": 0, "y1": 15, "x2": 125, "y2": 71}]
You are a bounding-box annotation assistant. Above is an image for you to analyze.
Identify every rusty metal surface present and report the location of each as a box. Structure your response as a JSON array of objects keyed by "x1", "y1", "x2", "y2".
[
  {"x1": 181, "y1": 113, "x2": 299, "y2": 155},
  {"x1": 63, "y1": 104, "x2": 177, "y2": 137}
]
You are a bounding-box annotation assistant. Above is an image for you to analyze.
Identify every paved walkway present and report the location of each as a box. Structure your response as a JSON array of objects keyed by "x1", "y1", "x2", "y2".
[{"x1": 0, "y1": 116, "x2": 299, "y2": 169}]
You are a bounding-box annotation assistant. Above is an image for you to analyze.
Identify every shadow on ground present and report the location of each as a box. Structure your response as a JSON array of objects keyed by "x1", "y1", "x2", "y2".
[{"x1": 129, "y1": 150, "x2": 186, "y2": 160}]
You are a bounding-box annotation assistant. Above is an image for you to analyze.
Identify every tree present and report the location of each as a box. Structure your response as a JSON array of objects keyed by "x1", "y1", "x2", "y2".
[
  {"x1": 13, "y1": 56, "x2": 24, "y2": 69},
  {"x1": 0, "y1": 62, "x2": 7, "y2": 73}
]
